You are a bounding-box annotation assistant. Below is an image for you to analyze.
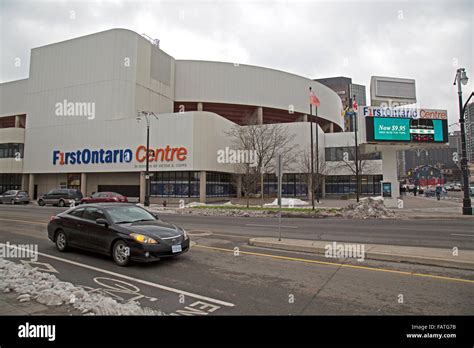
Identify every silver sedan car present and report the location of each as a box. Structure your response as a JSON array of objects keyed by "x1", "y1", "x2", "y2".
[{"x1": 0, "y1": 190, "x2": 30, "y2": 204}]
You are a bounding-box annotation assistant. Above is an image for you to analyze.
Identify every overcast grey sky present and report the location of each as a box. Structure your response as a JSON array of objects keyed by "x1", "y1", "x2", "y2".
[{"x1": 0, "y1": 0, "x2": 472, "y2": 129}]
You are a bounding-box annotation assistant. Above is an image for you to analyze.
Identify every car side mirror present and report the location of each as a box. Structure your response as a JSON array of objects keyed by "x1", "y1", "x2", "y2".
[{"x1": 96, "y1": 218, "x2": 109, "y2": 227}]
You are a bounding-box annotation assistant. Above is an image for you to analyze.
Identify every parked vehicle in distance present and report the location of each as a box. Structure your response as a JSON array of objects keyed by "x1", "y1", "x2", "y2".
[
  {"x1": 47, "y1": 203, "x2": 190, "y2": 266},
  {"x1": 452, "y1": 183, "x2": 462, "y2": 191},
  {"x1": 0, "y1": 190, "x2": 30, "y2": 204},
  {"x1": 81, "y1": 192, "x2": 128, "y2": 204},
  {"x1": 470, "y1": 186, "x2": 474, "y2": 196},
  {"x1": 38, "y1": 189, "x2": 83, "y2": 207},
  {"x1": 444, "y1": 183, "x2": 454, "y2": 191}
]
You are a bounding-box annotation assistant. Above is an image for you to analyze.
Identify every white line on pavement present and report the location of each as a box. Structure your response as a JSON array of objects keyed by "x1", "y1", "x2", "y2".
[
  {"x1": 0, "y1": 243, "x2": 234, "y2": 308},
  {"x1": 451, "y1": 233, "x2": 474, "y2": 237},
  {"x1": 246, "y1": 224, "x2": 298, "y2": 229}
]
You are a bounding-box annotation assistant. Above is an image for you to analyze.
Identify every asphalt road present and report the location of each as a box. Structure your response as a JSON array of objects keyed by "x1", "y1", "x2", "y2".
[
  {"x1": 0, "y1": 204, "x2": 473, "y2": 315},
  {"x1": 1, "y1": 204, "x2": 472, "y2": 249}
]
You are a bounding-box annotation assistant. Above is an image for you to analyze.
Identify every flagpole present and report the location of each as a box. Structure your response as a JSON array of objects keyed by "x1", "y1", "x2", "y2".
[
  {"x1": 315, "y1": 105, "x2": 319, "y2": 203},
  {"x1": 309, "y1": 87, "x2": 315, "y2": 210},
  {"x1": 353, "y1": 95, "x2": 360, "y2": 203}
]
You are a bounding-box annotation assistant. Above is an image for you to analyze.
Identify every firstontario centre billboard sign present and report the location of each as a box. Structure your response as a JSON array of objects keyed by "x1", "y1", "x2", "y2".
[{"x1": 363, "y1": 106, "x2": 448, "y2": 143}]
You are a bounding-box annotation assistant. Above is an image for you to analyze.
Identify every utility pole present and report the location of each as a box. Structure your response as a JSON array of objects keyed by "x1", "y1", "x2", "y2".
[{"x1": 137, "y1": 111, "x2": 158, "y2": 207}]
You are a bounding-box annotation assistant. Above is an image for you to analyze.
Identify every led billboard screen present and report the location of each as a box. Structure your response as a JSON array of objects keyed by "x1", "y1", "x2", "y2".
[{"x1": 365, "y1": 117, "x2": 448, "y2": 143}]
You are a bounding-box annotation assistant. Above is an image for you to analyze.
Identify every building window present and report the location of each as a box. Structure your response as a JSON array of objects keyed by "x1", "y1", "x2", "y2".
[
  {"x1": 0, "y1": 143, "x2": 24, "y2": 159},
  {"x1": 325, "y1": 175, "x2": 382, "y2": 195},
  {"x1": 0, "y1": 174, "x2": 22, "y2": 194},
  {"x1": 67, "y1": 174, "x2": 81, "y2": 190},
  {"x1": 150, "y1": 171, "x2": 199, "y2": 198},
  {"x1": 150, "y1": 171, "x2": 235, "y2": 198},
  {"x1": 263, "y1": 173, "x2": 308, "y2": 197},
  {"x1": 325, "y1": 147, "x2": 381, "y2": 161},
  {"x1": 206, "y1": 172, "x2": 235, "y2": 197},
  {"x1": 0, "y1": 116, "x2": 15, "y2": 129}
]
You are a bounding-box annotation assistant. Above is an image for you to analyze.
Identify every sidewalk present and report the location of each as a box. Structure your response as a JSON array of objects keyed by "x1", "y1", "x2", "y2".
[{"x1": 249, "y1": 237, "x2": 474, "y2": 270}]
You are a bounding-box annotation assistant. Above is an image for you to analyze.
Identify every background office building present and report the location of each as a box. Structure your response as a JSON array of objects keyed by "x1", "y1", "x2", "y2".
[
  {"x1": 314, "y1": 76, "x2": 367, "y2": 132},
  {"x1": 465, "y1": 102, "x2": 474, "y2": 164}
]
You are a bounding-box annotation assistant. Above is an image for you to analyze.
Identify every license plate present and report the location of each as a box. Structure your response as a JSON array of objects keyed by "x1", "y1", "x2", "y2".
[{"x1": 172, "y1": 244, "x2": 182, "y2": 253}]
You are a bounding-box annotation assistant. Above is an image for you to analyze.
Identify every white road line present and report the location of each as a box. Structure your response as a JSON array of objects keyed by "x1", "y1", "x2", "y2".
[
  {"x1": 0, "y1": 243, "x2": 234, "y2": 308},
  {"x1": 246, "y1": 224, "x2": 298, "y2": 229},
  {"x1": 451, "y1": 233, "x2": 474, "y2": 237}
]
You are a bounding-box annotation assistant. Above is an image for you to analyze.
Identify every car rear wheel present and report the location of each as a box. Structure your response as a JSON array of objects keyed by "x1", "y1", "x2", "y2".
[
  {"x1": 58, "y1": 199, "x2": 65, "y2": 207},
  {"x1": 55, "y1": 230, "x2": 68, "y2": 252},
  {"x1": 112, "y1": 240, "x2": 130, "y2": 266},
  {"x1": 10, "y1": 199, "x2": 15, "y2": 205},
  {"x1": 38, "y1": 199, "x2": 45, "y2": 206}
]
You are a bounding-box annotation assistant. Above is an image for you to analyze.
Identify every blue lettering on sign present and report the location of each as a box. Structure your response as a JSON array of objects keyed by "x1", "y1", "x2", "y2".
[{"x1": 53, "y1": 148, "x2": 133, "y2": 165}]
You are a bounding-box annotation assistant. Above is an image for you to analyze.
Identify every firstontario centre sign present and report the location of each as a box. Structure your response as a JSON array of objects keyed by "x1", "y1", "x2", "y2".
[
  {"x1": 52, "y1": 145, "x2": 188, "y2": 166},
  {"x1": 361, "y1": 106, "x2": 447, "y2": 120},
  {"x1": 362, "y1": 107, "x2": 448, "y2": 143}
]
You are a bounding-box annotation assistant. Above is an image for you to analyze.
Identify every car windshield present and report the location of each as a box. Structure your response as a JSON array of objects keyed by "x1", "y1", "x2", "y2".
[
  {"x1": 3, "y1": 190, "x2": 16, "y2": 195},
  {"x1": 106, "y1": 206, "x2": 157, "y2": 224}
]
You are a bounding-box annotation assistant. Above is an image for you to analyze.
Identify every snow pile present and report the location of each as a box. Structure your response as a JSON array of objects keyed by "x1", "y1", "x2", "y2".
[
  {"x1": 187, "y1": 201, "x2": 234, "y2": 208},
  {"x1": 264, "y1": 198, "x2": 310, "y2": 207},
  {"x1": 342, "y1": 197, "x2": 395, "y2": 219},
  {"x1": 0, "y1": 257, "x2": 163, "y2": 316}
]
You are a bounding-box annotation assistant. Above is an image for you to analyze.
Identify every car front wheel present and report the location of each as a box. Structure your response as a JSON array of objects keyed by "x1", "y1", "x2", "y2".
[
  {"x1": 10, "y1": 199, "x2": 15, "y2": 205},
  {"x1": 58, "y1": 199, "x2": 65, "y2": 207},
  {"x1": 55, "y1": 230, "x2": 68, "y2": 252},
  {"x1": 38, "y1": 199, "x2": 45, "y2": 206},
  {"x1": 112, "y1": 240, "x2": 131, "y2": 266}
]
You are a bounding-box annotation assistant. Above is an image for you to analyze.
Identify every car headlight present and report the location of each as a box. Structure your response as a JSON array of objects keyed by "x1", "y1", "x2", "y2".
[
  {"x1": 182, "y1": 229, "x2": 189, "y2": 240},
  {"x1": 130, "y1": 233, "x2": 158, "y2": 244}
]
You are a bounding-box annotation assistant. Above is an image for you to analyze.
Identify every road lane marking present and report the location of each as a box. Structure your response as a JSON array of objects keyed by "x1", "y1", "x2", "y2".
[
  {"x1": 451, "y1": 233, "x2": 474, "y2": 237},
  {"x1": 246, "y1": 224, "x2": 299, "y2": 229},
  {"x1": 0, "y1": 217, "x2": 47, "y2": 225},
  {"x1": 0, "y1": 243, "x2": 234, "y2": 308},
  {"x1": 193, "y1": 244, "x2": 474, "y2": 285}
]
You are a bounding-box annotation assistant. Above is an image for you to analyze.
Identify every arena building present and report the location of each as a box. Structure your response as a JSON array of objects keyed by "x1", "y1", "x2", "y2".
[{"x1": 1, "y1": 28, "x2": 410, "y2": 204}]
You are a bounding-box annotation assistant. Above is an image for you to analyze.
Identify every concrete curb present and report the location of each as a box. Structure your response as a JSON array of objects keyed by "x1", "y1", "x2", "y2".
[{"x1": 248, "y1": 238, "x2": 474, "y2": 270}]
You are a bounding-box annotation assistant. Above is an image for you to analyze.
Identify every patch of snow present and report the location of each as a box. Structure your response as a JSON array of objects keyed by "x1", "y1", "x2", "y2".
[
  {"x1": 0, "y1": 257, "x2": 164, "y2": 316},
  {"x1": 342, "y1": 197, "x2": 394, "y2": 219},
  {"x1": 264, "y1": 198, "x2": 310, "y2": 207}
]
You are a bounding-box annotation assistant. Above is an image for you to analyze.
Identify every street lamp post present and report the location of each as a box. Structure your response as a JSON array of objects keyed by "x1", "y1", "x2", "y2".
[
  {"x1": 137, "y1": 111, "x2": 158, "y2": 207},
  {"x1": 454, "y1": 68, "x2": 473, "y2": 215},
  {"x1": 309, "y1": 87, "x2": 315, "y2": 210}
]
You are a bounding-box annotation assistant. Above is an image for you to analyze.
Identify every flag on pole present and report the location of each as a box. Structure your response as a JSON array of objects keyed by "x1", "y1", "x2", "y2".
[
  {"x1": 310, "y1": 90, "x2": 321, "y2": 107},
  {"x1": 352, "y1": 99, "x2": 358, "y2": 110},
  {"x1": 342, "y1": 106, "x2": 348, "y2": 118}
]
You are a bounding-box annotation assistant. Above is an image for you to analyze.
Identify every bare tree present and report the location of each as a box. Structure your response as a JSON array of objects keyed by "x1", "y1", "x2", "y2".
[
  {"x1": 332, "y1": 142, "x2": 379, "y2": 196},
  {"x1": 298, "y1": 144, "x2": 327, "y2": 201},
  {"x1": 234, "y1": 162, "x2": 259, "y2": 208},
  {"x1": 227, "y1": 116, "x2": 296, "y2": 206},
  {"x1": 337, "y1": 146, "x2": 378, "y2": 176}
]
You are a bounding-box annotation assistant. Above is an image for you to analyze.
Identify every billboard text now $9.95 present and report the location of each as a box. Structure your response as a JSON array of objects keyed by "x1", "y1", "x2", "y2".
[{"x1": 365, "y1": 117, "x2": 448, "y2": 143}]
